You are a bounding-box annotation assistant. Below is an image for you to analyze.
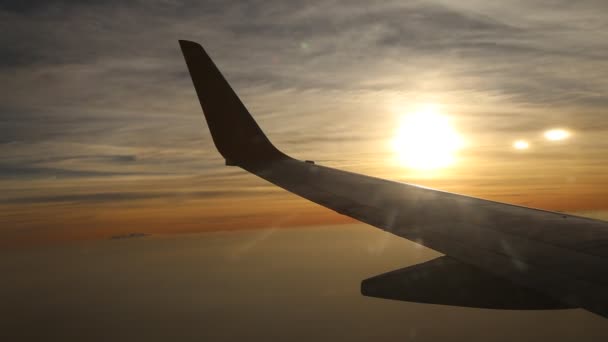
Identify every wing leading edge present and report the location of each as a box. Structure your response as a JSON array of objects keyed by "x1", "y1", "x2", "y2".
[{"x1": 179, "y1": 40, "x2": 608, "y2": 318}]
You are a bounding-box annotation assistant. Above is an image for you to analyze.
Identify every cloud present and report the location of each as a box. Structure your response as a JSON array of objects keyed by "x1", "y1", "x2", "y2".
[
  {"x1": 0, "y1": 0, "x2": 607, "y2": 235},
  {"x1": 0, "y1": 190, "x2": 234, "y2": 204},
  {"x1": 0, "y1": 165, "x2": 144, "y2": 179}
]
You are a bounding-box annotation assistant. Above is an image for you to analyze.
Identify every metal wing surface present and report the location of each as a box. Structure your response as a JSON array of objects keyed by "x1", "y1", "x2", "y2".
[{"x1": 179, "y1": 40, "x2": 608, "y2": 318}]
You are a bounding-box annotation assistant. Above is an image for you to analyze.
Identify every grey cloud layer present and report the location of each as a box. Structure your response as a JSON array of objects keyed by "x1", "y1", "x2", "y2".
[
  {"x1": 0, "y1": 189, "x2": 276, "y2": 205},
  {"x1": 1, "y1": 0, "x2": 607, "y2": 205},
  {"x1": 3, "y1": 1, "x2": 607, "y2": 110}
]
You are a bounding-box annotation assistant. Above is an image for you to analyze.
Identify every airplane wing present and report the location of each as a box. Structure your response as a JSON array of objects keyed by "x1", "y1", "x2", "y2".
[{"x1": 178, "y1": 40, "x2": 608, "y2": 318}]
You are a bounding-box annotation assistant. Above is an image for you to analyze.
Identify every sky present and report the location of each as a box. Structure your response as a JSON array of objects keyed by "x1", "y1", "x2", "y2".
[{"x1": 1, "y1": 0, "x2": 608, "y2": 246}]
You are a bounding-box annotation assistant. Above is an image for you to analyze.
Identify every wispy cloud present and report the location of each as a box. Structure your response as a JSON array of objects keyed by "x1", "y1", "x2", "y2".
[
  {"x1": 1, "y1": 1, "x2": 607, "y2": 243},
  {"x1": 0, "y1": 189, "x2": 275, "y2": 205}
]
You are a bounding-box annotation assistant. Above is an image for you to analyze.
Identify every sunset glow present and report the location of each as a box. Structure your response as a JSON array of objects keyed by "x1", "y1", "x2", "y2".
[{"x1": 1, "y1": 1, "x2": 607, "y2": 249}]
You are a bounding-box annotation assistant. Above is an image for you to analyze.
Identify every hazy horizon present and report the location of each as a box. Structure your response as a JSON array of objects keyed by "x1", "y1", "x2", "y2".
[{"x1": 3, "y1": 224, "x2": 608, "y2": 341}]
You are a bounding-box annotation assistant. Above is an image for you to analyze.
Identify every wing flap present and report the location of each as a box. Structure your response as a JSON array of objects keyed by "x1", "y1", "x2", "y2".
[{"x1": 361, "y1": 256, "x2": 573, "y2": 310}]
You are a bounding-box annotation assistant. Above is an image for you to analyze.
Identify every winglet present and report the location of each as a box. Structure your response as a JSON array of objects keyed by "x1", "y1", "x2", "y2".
[{"x1": 179, "y1": 40, "x2": 288, "y2": 166}]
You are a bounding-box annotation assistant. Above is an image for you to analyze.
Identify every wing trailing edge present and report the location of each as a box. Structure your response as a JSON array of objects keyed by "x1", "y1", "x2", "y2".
[{"x1": 362, "y1": 256, "x2": 573, "y2": 310}]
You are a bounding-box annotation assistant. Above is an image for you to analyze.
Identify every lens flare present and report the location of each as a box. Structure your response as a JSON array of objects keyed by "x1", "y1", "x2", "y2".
[
  {"x1": 513, "y1": 140, "x2": 530, "y2": 150},
  {"x1": 544, "y1": 129, "x2": 570, "y2": 141}
]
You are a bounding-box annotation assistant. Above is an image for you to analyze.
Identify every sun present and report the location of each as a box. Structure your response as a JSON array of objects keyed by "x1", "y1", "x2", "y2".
[{"x1": 392, "y1": 104, "x2": 463, "y2": 170}]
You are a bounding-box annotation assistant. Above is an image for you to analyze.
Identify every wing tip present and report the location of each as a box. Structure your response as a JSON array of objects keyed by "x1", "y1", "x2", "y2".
[
  {"x1": 178, "y1": 39, "x2": 201, "y2": 48},
  {"x1": 178, "y1": 39, "x2": 288, "y2": 167}
]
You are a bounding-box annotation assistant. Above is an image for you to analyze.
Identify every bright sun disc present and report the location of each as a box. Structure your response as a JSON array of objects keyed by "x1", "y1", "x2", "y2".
[{"x1": 392, "y1": 105, "x2": 463, "y2": 170}]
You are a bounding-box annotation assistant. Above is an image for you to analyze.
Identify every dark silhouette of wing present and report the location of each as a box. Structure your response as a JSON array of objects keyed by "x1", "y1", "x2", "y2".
[
  {"x1": 179, "y1": 40, "x2": 608, "y2": 318},
  {"x1": 361, "y1": 256, "x2": 573, "y2": 310}
]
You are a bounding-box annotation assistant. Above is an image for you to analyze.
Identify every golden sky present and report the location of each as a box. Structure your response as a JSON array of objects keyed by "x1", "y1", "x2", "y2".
[{"x1": 1, "y1": 1, "x2": 608, "y2": 246}]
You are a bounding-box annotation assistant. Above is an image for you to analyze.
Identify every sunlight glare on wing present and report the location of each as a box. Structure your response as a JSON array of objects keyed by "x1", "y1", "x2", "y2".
[{"x1": 392, "y1": 104, "x2": 463, "y2": 170}]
